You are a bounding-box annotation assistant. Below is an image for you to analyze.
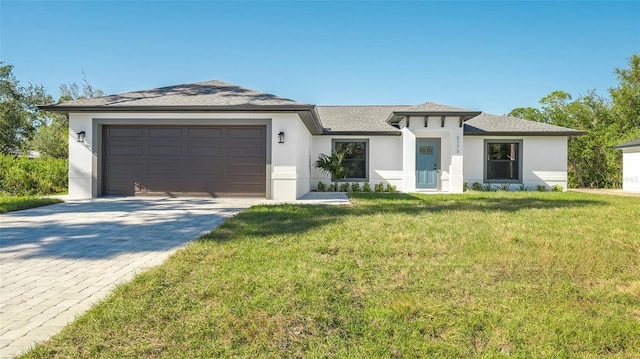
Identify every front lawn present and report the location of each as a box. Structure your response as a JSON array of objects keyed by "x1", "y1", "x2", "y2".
[
  {"x1": 23, "y1": 192, "x2": 640, "y2": 358},
  {"x1": 0, "y1": 196, "x2": 63, "y2": 214}
]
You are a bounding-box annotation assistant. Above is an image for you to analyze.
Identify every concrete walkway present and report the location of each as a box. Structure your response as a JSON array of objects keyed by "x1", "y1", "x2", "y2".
[{"x1": 0, "y1": 193, "x2": 349, "y2": 358}]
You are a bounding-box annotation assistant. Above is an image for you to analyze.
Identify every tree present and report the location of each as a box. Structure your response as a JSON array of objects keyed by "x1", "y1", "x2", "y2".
[
  {"x1": 510, "y1": 91, "x2": 621, "y2": 188},
  {"x1": 0, "y1": 62, "x2": 52, "y2": 154},
  {"x1": 0, "y1": 63, "x2": 104, "y2": 158},
  {"x1": 28, "y1": 70, "x2": 104, "y2": 158},
  {"x1": 509, "y1": 54, "x2": 640, "y2": 188},
  {"x1": 314, "y1": 150, "x2": 348, "y2": 190},
  {"x1": 28, "y1": 116, "x2": 68, "y2": 158},
  {"x1": 58, "y1": 70, "x2": 104, "y2": 102},
  {"x1": 610, "y1": 54, "x2": 640, "y2": 133}
]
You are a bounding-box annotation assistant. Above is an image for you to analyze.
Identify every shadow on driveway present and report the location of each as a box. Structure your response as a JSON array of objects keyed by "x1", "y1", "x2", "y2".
[{"x1": 0, "y1": 197, "x2": 262, "y2": 260}]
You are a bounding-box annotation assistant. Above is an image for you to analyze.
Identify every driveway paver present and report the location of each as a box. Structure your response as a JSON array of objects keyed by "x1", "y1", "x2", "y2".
[{"x1": 0, "y1": 197, "x2": 267, "y2": 358}]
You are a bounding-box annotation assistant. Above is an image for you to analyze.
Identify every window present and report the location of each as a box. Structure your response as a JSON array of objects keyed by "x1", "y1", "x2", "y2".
[
  {"x1": 333, "y1": 140, "x2": 368, "y2": 180},
  {"x1": 419, "y1": 145, "x2": 434, "y2": 155},
  {"x1": 485, "y1": 140, "x2": 522, "y2": 182}
]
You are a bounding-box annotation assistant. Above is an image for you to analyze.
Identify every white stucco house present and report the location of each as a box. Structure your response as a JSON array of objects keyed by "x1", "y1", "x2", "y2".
[
  {"x1": 614, "y1": 138, "x2": 640, "y2": 192},
  {"x1": 40, "y1": 80, "x2": 584, "y2": 201}
]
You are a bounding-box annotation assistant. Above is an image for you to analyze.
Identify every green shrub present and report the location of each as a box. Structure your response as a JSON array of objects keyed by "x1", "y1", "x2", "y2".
[
  {"x1": 362, "y1": 182, "x2": 371, "y2": 192},
  {"x1": 518, "y1": 184, "x2": 529, "y2": 191},
  {"x1": 482, "y1": 183, "x2": 496, "y2": 192},
  {"x1": 351, "y1": 182, "x2": 361, "y2": 192},
  {"x1": 537, "y1": 185, "x2": 548, "y2": 192},
  {"x1": 552, "y1": 184, "x2": 563, "y2": 192},
  {"x1": 385, "y1": 184, "x2": 397, "y2": 192},
  {"x1": 317, "y1": 181, "x2": 326, "y2": 192},
  {"x1": 339, "y1": 182, "x2": 350, "y2": 192},
  {"x1": 0, "y1": 154, "x2": 67, "y2": 196},
  {"x1": 328, "y1": 184, "x2": 336, "y2": 192},
  {"x1": 463, "y1": 182, "x2": 469, "y2": 192},
  {"x1": 374, "y1": 183, "x2": 385, "y2": 192},
  {"x1": 471, "y1": 182, "x2": 483, "y2": 191},
  {"x1": 497, "y1": 183, "x2": 511, "y2": 191}
]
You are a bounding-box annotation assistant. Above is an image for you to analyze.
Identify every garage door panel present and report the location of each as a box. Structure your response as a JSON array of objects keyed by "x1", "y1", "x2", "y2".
[
  {"x1": 106, "y1": 179, "x2": 141, "y2": 195},
  {"x1": 188, "y1": 146, "x2": 223, "y2": 157},
  {"x1": 109, "y1": 128, "x2": 143, "y2": 137},
  {"x1": 188, "y1": 163, "x2": 223, "y2": 175},
  {"x1": 104, "y1": 125, "x2": 266, "y2": 197},
  {"x1": 143, "y1": 178, "x2": 185, "y2": 192},
  {"x1": 109, "y1": 145, "x2": 143, "y2": 156},
  {"x1": 185, "y1": 180, "x2": 226, "y2": 192},
  {"x1": 148, "y1": 162, "x2": 185, "y2": 175},
  {"x1": 225, "y1": 176, "x2": 265, "y2": 184},
  {"x1": 149, "y1": 128, "x2": 183, "y2": 137},
  {"x1": 228, "y1": 127, "x2": 264, "y2": 139},
  {"x1": 188, "y1": 128, "x2": 223, "y2": 138},
  {"x1": 108, "y1": 162, "x2": 143, "y2": 175},
  {"x1": 148, "y1": 145, "x2": 183, "y2": 156},
  {"x1": 228, "y1": 146, "x2": 264, "y2": 157},
  {"x1": 227, "y1": 164, "x2": 265, "y2": 175}
]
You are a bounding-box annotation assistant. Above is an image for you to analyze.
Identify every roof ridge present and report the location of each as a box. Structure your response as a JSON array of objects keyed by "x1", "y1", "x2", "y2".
[
  {"x1": 43, "y1": 79, "x2": 310, "y2": 108},
  {"x1": 88, "y1": 79, "x2": 234, "y2": 99},
  {"x1": 403, "y1": 101, "x2": 477, "y2": 112}
]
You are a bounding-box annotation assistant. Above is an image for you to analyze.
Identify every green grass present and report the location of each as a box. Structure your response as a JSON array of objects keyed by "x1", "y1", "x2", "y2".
[
  {"x1": 0, "y1": 196, "x2": 63, "y2": 213},
  {"x1": 22, "y1": 192, "x2": 640, "y2": 358}
]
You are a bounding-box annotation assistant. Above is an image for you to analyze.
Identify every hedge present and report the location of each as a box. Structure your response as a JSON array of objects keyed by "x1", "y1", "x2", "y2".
[{"x1": 0, "y1": 154, "x2": 68, "y2": 196}]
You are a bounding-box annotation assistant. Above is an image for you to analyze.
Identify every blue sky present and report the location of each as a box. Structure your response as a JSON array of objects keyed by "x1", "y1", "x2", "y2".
[{"x1": 1, "y1": 1, "x2": 639, "y2": 115}]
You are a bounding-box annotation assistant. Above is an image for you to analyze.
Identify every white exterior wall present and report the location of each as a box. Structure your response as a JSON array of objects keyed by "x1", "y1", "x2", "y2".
[
  {"x1": 68, "y1": 115, "x2": 94, "y2": 199},
  {"x1": 621, "y1": 147, "x2": 640, "y2": 192},
  {"x1": 463, "y1": 136, "x2": 569, "y2": 190},
  {"x1": 67, "y1": 111, "x2": 310, "y2": 200},
  {"x1": 401, "y1": 116, "x2": 465, "y2": 193},
  {"x1": 310, "y1": 135, "x2": 403, "y2": 190},
  {"x1": 271, "y1": 113, "x2": 312, "y2": 200}
]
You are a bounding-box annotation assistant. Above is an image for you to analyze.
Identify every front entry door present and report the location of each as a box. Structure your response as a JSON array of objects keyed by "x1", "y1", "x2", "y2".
[{"x1": 416, "y1": 139, "x2": 439, "y2": 189}]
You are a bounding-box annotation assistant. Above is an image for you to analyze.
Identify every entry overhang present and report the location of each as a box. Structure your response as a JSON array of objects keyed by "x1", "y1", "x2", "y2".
[{"x1": 386, "y1": 111, "x2": 481, "y2": 125}]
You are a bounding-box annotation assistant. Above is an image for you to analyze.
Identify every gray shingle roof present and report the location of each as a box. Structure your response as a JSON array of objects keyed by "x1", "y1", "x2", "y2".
[
  {"x1": 39, "y1": 79, "x2": 584, "y2": 137},
  {"x1": 464, "y1": 113, "x2": 585, "y2": 136},
  {"x1": 614, "y1": 138, "x2": 640, "y2": 149},
  {"x1": 42, "y1": 80, "x2": 310, "y2": 109},
  {"x1": 316, "y1": 106, "x2": 408, "y2": 134}
]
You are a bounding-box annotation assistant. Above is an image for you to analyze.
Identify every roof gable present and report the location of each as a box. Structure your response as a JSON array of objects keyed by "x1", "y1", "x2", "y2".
[{"x1": 386, "y1": 102, "x2": 481, "y2": 124}]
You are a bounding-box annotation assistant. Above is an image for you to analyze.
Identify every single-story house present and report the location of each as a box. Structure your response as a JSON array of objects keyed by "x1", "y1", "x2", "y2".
[
  {"x1": 40, "y1": 80, "x2": 584, "y2": 200},
  {"x1": 614, "y1": 138, "x2": 640, "y2": 192}
]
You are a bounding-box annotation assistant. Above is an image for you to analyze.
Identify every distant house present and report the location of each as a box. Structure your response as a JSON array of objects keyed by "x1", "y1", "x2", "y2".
[
  {"x1": 7, "y1": 149, "x2": 41, "y2": 159},
  {"x1": 40, "y1": 80, "x2": 584, "y2": 200},
  {"x1": 614, "y1": 138, "x2": 640, "y2": 192}
]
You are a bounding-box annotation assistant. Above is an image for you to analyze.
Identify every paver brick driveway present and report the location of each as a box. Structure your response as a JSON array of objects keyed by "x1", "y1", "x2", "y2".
[{"x1": 0, "y1": 197, "x2": 266, "y2": 358}]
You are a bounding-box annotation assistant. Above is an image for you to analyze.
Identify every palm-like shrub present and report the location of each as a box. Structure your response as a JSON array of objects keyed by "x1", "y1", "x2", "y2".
[{"x1": 314, "y1": 150, "x2": 348, "y2": 190}]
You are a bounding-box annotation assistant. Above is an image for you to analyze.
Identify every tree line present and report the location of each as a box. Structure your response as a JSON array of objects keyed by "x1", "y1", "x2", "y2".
[
  {"x1": 0, "y1": 62, "x2": 103, "y2": 158},
  {"x1": 508, "y1": 54, "x2": 640, "y2": 188}
]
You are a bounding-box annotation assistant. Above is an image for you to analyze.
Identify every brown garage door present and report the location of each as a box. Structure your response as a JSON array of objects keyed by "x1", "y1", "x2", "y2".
[{"x1": 103, "y1": 125, "x2": 266, "y2": 197}]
